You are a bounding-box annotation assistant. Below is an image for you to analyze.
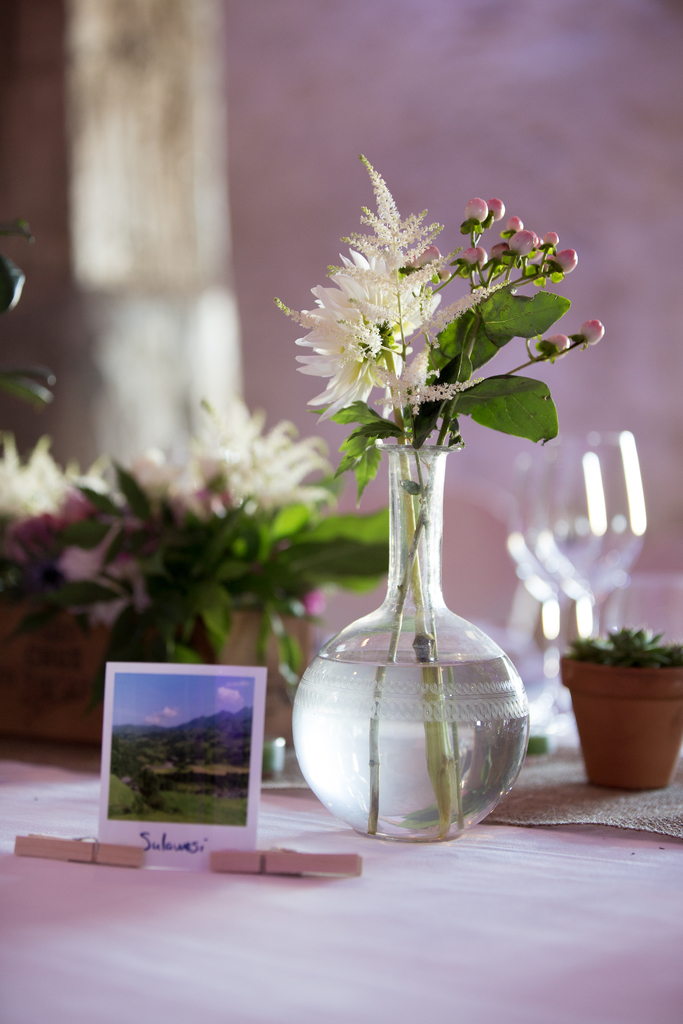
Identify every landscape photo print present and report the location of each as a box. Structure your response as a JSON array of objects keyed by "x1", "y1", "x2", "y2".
[{"x1": 99, "y1": 662, "x2": 267, "y2": 867}]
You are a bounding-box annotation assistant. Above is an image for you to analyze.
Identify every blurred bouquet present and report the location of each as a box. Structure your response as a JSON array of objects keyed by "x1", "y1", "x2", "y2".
[{"x1": 0, "y1": 399, "x2": 389, "y2": 700}]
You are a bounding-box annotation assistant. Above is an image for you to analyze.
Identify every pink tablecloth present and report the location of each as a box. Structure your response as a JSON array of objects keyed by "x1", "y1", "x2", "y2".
[{"x1": 1, "y1": 759, "x2": 682, "y2": 1024}]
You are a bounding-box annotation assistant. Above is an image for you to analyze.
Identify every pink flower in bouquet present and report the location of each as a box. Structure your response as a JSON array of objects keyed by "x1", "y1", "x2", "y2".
[
  {"x1": 59, "y1": 488, "x2": 96, "y2": 524},
  {"x1": 508, "y1": 230, "x2": 538, "y2": 256},
  {"x1": 5, "y1": 514, "x2": 61, "y2": 563},
  {"x1": 545, "y1": 334, "x2": 571, "y2": 352},
  {"x1": 408, "y1": 245, "x2": 441, "y2": 269},
  {"x1": 303, "y1": 589, "x2": 326, "y2": 617},
  {"x1": 505, "y1": 216, "x2": 524, "y2": 233},
  {"x1": 461, "y1": 246, "x2": 488, "y2": 266},
  {"x1": 465, "y1": 198, "x2": 488, "y2": 222},
  {"x1": 57, "y1": 540, "x2": 109, "y2": 582},
  {"x1": 553, "y1": 249, "x2": 578, "y2": 273},
  {"x1": 580, "y1": 320, "x2": 605, "y2": 345},
  {"x1": 487, "y1": 198, "x2": 505, "y2": 221}
]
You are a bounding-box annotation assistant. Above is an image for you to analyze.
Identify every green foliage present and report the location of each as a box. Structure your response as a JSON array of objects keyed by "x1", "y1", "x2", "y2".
[
  {"x1": 0, "y1": 254, "x2": 24, "y2": 314},
  {"x1": 567, "y1": 628, "x2": 683, "y2": 668},
  {"x1": 14, "y1": 486, "x2": 390, "y2": 704},
  {"x1": 114, "y1": 464, "x2": 152, "y2": 519},
  {"x1": 432, "y1": 291, "x2": 570, "y2": 373},
  {"x1": 456, "y1": 375, "x2": 558, "y2": 442},
  {"x1": 0, "y1": 221, "x2": 55, "y2": 407},
  {"x1": 332, "y1": 402, "x2": 401, "y2": 501}
]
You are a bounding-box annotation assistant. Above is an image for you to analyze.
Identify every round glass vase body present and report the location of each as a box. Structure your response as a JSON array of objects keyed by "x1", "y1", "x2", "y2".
[{"x1": 293, "y1": 445, "x2": 529, "y2": 842}]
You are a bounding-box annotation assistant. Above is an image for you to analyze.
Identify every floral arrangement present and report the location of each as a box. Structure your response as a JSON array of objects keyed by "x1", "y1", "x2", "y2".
[
  {"x1": 277, "y1": 158, "x2": 605, "y2": 839},
  {"x1": 278, "y1": 157, "x2": 604, "y2": 497},
  {"x1": 0, "y1": 399, "x2": 389, "y2": 699}
]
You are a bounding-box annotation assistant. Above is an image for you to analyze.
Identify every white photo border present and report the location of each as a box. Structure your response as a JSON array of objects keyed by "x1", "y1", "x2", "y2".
[{"x1": 99, "y1": 661, "x2": 267, "y2": 871}]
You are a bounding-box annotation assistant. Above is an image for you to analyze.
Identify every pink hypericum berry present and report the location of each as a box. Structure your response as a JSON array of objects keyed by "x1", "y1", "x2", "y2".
[
  {"x1": 581, "y1": 320, "x2": 604, "y2": 345},
  {"x1": 546, "y1": 334, "x2": 570, "y2": 351},
  {"x1": 554, "y1": 249, "x2": 578, "y2": 273},
  {"x1": 508, "y1": 230, "x2": 537, "y2": 256},
  {"x1": 487, "y1": 198, "x2": 505, "y2": 221},
  {"x1": 506, "y1": 216, "x2": 524, "y2": 233},
  {"x1": 490, "y1": 242, "x2": 510, "y2": 258},
  {"x1": 409, "y1": 245, "x2": 441, "y2": 269},
  {"x1": 465, "y1": 198, "x2": 488, "y2": 222},
  {"x1": 543, "y1": 232, "x2": 559, "y2": 247},
  {"x1": 462, "y1": 246, "x2": 487, "y2": 265}
]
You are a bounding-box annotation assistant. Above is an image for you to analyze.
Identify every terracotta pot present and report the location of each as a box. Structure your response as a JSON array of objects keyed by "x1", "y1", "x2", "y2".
[{"x1": 561, "y1": 657, "x2": 683, "y2": 789}]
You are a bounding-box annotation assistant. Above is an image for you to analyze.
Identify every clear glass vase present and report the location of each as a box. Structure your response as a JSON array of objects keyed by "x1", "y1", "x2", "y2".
[{"x1": 293, "y1": 443, "x2": 529, "y2": 842}]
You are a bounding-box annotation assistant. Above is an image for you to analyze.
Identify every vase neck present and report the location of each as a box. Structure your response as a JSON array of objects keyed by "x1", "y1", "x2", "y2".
[{"x1": 382, "y1": 446, "x2": 448, "y2": 630}]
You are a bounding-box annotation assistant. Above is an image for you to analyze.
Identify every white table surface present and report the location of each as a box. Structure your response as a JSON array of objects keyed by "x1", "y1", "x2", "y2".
[{"x1": 1, "y1": 759, "x2": 682, "y2": 1024}]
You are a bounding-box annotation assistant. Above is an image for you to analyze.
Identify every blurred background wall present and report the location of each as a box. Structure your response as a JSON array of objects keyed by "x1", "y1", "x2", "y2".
[{"x1": 2, "y1": 0, "x2": 683, "y2": 635}]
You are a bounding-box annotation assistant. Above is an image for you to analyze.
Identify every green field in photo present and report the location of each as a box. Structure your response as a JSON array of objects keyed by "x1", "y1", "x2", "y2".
[{"x1": 108, "y1": 774, "x2": 248, "y2": 826}]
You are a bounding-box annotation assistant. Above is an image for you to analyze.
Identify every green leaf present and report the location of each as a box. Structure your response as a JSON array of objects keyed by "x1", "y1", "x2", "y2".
[
  {"x1": 331, "y1": 401, "x2": 396, "y2": 429},
  {"x1": 433, "y1": 291, "x2": 571, "y2": 373},
  {"x1": 480, "y1": 290, "x2": 570, "y2": 343},
  {"x1": 79, "y1": 487, "x2": 121, "y2": 516},
  {"x1": 0, "y1": 254, "x2": 25, "y2": 313},
  {"x1": 48, "y1": 581, "x2": 122, "y2": 607},
  {"x1": 401, "y1": 480, "x2": 421, "y2": 495},
  {"x1": 115, "y1": 464, "x2": 151, "y2": 520},
  {"x1": 0, "y1": 219, "x2": 33, "y2": 240},
  {"x1": 336, "y1": 431, "x2": 383, "y2": 503},
  {"x1": 457, "y1": 375, "x2": 558, "y2": 442},
  {"x1": 190, "y1": 580, "x2": 232, "y2": 655},
  {"x1": 297, "y1": 508, "x2": 389, "y2": 546},
  {"x1": 0, "y1": 373, "x2": 53, "y2": 407},
  {"x1": 271, "y1": 503, "x2": 311, "y2": 541},
  {"x1": 215, "y1": 559, "x2": 250, "y2": 581},
  {"x1": 171, "y1": 643, "x2": 203, "y2": 664},
  {"x1": 279, "y1": 538, "x2": 389, "y2": 584},
  {"x1": 61, "y1": 520, "x2": 111, "y2": 549},
  {"x1": 10, "y1": 605, "x2": 61, "y2": 639},
  {"x1": 412, "y1": 400, "x2": 443, "y2": 448}
]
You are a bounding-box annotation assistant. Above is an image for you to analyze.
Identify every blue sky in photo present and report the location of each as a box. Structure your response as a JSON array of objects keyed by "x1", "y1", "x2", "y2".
[{"x1": 112, "y1": 672, "x2": 255, "y2": 728}]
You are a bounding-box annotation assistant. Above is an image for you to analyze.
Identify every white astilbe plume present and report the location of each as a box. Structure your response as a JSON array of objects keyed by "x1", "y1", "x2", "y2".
[
  {"x1": 346, "y1": 157, "x2": 444, "y2": 272},
  {"x1": 0, "y1": 434, "x2": 106, "y2": 520},
  {"x1": 376, "y1": 354, "x2": 482, "y2": 413},
  {"x1": 279, "y1": 157, "x2": 451, "y2": 420},
  {"x1": 422, "y1": 284, "x2": 503, "y2": 339},
  {"x1": 189, "y1": 398, "x2": 332, "y2": 512}
]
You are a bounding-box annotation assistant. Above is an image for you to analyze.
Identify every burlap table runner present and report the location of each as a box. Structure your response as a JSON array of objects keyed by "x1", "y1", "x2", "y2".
[
  {"x1": 266, "y1": 748, "x2": 683, "y2": 839},
  {"x1": 488, "y1": 748, "x2": 683, "y2": 839}
]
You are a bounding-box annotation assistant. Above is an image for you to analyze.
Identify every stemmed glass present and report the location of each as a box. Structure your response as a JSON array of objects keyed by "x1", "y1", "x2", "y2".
[
  {"x1": 531, "y1": 432, "x2": 646, "y2": 636},
  {"x1": 508, "y1": 431, "x2": 646, "y2": 730}
]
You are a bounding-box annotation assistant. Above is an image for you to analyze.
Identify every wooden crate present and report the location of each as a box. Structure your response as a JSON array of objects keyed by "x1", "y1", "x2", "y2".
[
  {"x1": 0, "y1": 603, "x2": 108, "y2": 744},
  {"x1": 0, "y1": 604, "x2": 310, "y2": 746}
]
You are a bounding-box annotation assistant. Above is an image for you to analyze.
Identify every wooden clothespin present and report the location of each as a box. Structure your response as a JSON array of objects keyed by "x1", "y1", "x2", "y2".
[
  {"x1": 210, "y1": 848, "x2": 362, "y2": 878},
  {"x1": 14, "y1": 834, "x2": 144, "y2": 868}
]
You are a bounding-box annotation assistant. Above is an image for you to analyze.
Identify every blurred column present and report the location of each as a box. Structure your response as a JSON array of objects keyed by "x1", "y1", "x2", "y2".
[{"x1": 66, "y1": 0, "x2": 240, "y2": 461}]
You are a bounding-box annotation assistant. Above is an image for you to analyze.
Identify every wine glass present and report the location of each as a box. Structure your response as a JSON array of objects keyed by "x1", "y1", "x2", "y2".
[
  {"x1": 533, "y1": 432, "x2": 646, "y2": 636},
  {"x1": 603, "y1": 572, "x2": 683, "y2": 642},
  {"x1": 508, "y1": 431, "x2": 646, "y2": 736}
]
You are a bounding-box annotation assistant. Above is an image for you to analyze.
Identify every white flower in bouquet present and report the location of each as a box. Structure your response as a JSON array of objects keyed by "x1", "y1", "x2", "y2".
[
  {"x1": 278, "y1": 159, "x2": 448, "y2": 420},
  {"x1": 190, "y1": 398, "x2": 331, "y2": 512},
  {"x1": 130, "y1": 449, "x2": 184, "y2": 500},
  {"x1": 0, "y1": 434, "x2": 69, "y2": 519}
]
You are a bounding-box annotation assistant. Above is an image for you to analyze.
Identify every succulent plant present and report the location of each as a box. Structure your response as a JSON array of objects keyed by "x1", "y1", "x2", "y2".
[{"x1": 567, "y1": 628, "x2": 683, "y2": 669}]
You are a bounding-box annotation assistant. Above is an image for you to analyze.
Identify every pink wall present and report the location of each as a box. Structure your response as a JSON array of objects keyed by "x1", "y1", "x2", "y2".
[{"x1": 225, "y1": 0, "x2": 683, "y2": 632}]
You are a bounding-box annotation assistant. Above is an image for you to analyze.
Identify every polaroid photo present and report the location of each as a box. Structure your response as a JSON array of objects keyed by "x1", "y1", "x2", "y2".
[{"x1": 98, "y1": 662, "x2": 267, "y2": 871}]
